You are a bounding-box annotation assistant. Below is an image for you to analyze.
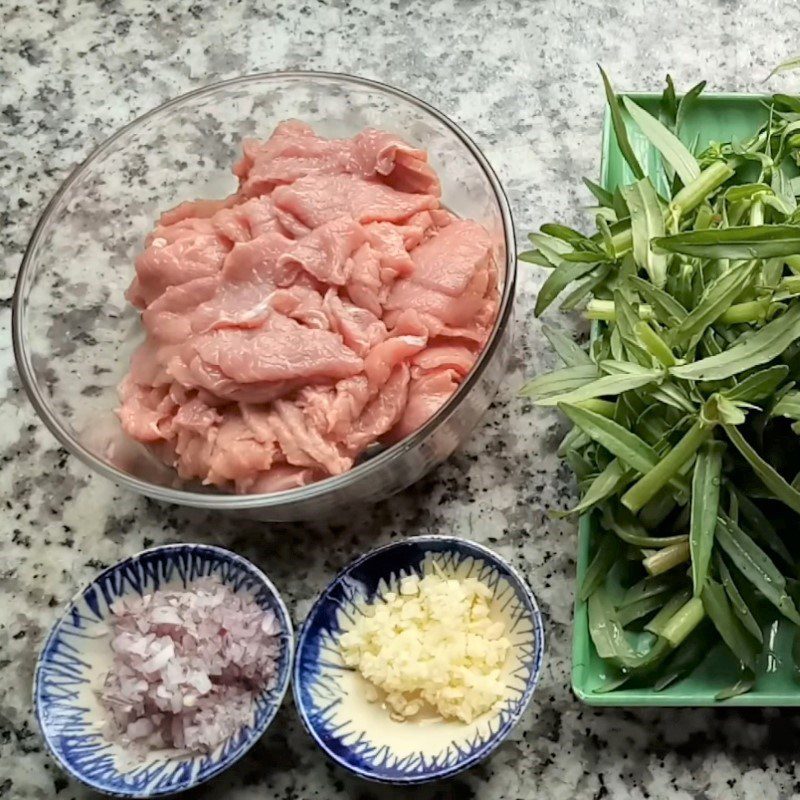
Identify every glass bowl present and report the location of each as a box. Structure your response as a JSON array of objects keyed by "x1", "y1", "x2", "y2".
[{"x1": 13, "y1": 71, "x2": 516, "y2": 520}]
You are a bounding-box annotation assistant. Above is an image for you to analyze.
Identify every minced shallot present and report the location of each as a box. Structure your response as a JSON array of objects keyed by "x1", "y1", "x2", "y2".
[{"x1": 98, "y1": 577, "x2": 282, "y2": 756}]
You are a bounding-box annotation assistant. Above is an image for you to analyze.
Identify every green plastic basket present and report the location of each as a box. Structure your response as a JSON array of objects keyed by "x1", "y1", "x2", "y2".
[{"x1": 571, "y1": 92, "x2": 800, "y2": 706}]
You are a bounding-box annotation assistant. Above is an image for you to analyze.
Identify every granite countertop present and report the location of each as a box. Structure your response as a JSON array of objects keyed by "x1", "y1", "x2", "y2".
[{"x1": 4, "y1": 1, "x2": 800, "y2": 798}]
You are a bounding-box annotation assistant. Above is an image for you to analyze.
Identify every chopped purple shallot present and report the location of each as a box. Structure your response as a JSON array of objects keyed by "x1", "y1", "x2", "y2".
[{"x1": 98, "y1": 577, "x2": 282, "y2": 756}]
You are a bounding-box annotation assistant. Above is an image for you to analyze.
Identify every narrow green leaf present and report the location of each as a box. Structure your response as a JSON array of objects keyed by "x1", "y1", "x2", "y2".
[
  {"x1": 541, "y1": 325, "x2": 591, "y2": 367},
  {"x1": 531, "y1": 369, "x2": 663, "y2": 407},
  {"x1": 646, "y1": 382, "x2": 696, "y2": 413},
  {"x1": 528, "y1": 232, "x2": 571, "y2": 266},
  {"x1": 540, "y1": 223, "x2": 590, "y2": 245},
  {"x1": 732, "y1": 487, "x2": 794, "y2": 567},
  {"x1": 671, "y1": 304, "x2": 800, "y2": 381},
  {"x1": 561, "y1": 251, "x2": 607, "y2": 263},
  {"x1": 520, "y1": 364, "x2": 599, "y2": 400},
  {"x1": 535, "y1": 259, "x2": 601, "y2": 316},
  {"x1": 653, "y1": 225, "x2": 800, "y2": 259},
  {"x1": 724, "y1": 423, "x2": 800, "y2": 515},
  {"x1": 622, "y1": 178, "x2": 668, "y2": 288},
  {"x1": 599, "y1": 66, "x2": 645, "y2": 180},
  {"x1": 723, "y1": 365, "x2": 790, "y2": 402},
  {"x1": 716, "y1": 552, "x2": 763, "y2": 644},
  {"x1": 771, "y1": 390, "x2": 800, "y2": 420},
  {"x1": 559, "y1": 403, "x2": 661, "y2": 474},
  {"x1": 597, "y1": 214, "x2": 616, "y2": 258},
  {"x1": 676, "y1": 80, "x2": 706, "y2": 133},
  {"x1": 628, "y1": 275, "x2": 688, "y2": 325},
  {"x1": 579, "y1": 532, "x2": 621, "y2": 602},
  {"x1": 653, "y1": 626, "x2": 709, "y2": 691},
  {"x1": 560, "y1": 265, "x2": 612, "y2": 311},
  {"x1": 623, "y1": 96, "x2": 701, "y2": 186},
  {"x1": 560, "y1": 459, "x2": 629, "y2": 517},
  {"x1": 714, "y1": 666, "x2": 756, "y2": 701},
  {"x1": 773, "y1": 93, "x2": 800, "y2": 114},
  {"x1": 701, "y1": 578, "x2": 759, "y2": 672},
  {"x1": 588, "y1": 588, "x2": 671, "y2": 671},
  {"x1": 617, "y1": 594, "x2": 671, "y2": 627},
  {"x1": 670, "y1": 262, "x2": 757, "y2": 349},
  {"x1": 724, "y1": 182, "x2": 773, "y2": 203},
  {"x1": 772, "y1": 166, "x2": 798, "y2": 213},
  {"x1": 690, "y1": 441, "x2": 724, "y2": 596},
  {"x1": 583, "y1": 177, "x2": 614, "y2": 207},
  {"x1": 518, "y1": 250, "x2": 554, "y2": 267},
  {"x1": 768, "y1": 53, "x2": 800, "y2": 79},
  {"x1": 659, "y1": 74, "x2": 678, "y2": 130},
  {"x1": 622, "y1": 574, "x2": 682, "y2": 608},
  {"x1": 601, "y1": 504, "x2": 688, "y2": 548},
  {"x1": 716, "y1": 512, "x2": 800, "y2": 625},
  {"x1": 612, "y1": 186, "x2": 630, "y2": 221}
]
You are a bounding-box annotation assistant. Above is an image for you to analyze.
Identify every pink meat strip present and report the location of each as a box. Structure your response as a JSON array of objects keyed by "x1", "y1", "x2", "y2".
[{"x1": 118, "y1": 121, "x2": 498, "y2": 493}]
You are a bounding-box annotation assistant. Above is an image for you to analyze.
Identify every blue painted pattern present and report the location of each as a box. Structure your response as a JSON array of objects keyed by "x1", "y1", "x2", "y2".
[
  {"x1": 34, "y1": 544, "x2": 293, "y2": 798},
  {"x1": 293, "y1": 536, "x2": 544, "y2": 784}
]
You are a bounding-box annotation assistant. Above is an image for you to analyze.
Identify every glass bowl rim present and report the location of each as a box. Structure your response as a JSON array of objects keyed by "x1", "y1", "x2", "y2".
[{"x1": 12, "y1": 69, "x2": 517, "y2": 510}]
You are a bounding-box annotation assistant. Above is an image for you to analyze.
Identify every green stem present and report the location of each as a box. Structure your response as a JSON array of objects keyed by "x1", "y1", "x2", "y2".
[
  {"x1": 585, "y1": 299, "x2": 617, "y2": 321},
  {"x1": 718, "y1": 299, "x2": 770, "y2": 325},
  {"x1": 661, "y1": 597, "x2": 706, "y2": 647},
  {"x1": 584, "y1": 300, "x2": 655, "y2": 322},
  {"x1": 575, "y1": 398, "x2": 617, "y2": 417},
  {"x1": 612, "y1": 226, "x2": 633, "y2": 256},
  {"x1": 622, "y1": 420, "x2": 713, "y2": 513},
  {"x1": 643, "y1": 540, "x2": 691, "y2": 576},
  {"x1": 645, "y1": 587, "x2": 693, "y2": 635},
  {"x1": 635, "y1": 321, "x2": 678, "y2": 367},
  {"x1": 670, "y1": 161, "x2": 736, "y2": 222},
  {"x1": 750, "y1": 199, "x2": 764, "y2": 227}
]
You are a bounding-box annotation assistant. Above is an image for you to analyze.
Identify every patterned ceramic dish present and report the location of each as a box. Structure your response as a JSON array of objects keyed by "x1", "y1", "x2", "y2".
[
  {"x1": 293, "y1": 535, "x2": 544, "y2": 784},
  {"x1": 33, "y1": 544, "x2": 294, "y2": 797}
]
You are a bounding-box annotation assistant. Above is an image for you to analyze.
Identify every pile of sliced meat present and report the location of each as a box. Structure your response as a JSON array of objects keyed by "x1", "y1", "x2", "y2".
[{"x1": 118, "y1": 121, "x2": 499, "y2": 494}]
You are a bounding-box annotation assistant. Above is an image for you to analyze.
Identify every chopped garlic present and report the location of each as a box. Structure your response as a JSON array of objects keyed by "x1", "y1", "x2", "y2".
[{"x1": 340, "y1": 572, "x2": 511, "y2": 723}]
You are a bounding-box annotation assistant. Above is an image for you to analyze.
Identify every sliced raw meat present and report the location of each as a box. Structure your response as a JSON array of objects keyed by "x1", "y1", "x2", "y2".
[
  {"x1": 279, "y1": 217, "x2": 365, "y2": 285},
  {"x1": 411, "y1": 344, "x2": 477, "y2": 376},
  {"x1": 324, "y1": 292, "x2": 387, "y2": 356},
  {"x1": 389, "y1": 368, "x2": 460, "y2": 442},
  {"x1": 249, "y1": 465, "x2": 316, "y2": 493},
  {"x1": 346, "y1": 364, "x2": 410, "y2": 452},
  {"x1": 407, "y1": 219, "x2": 491, "y2": 296},
  {"x1": 131, "y1": 234, "x2": 230, "y2": 308},
  {"x1": 118, "y1": 120, "x2": 499, "y2": 494},
  {"x1": 192, "y1": 325, "x2": 363, "y2": 384},
  {"x1": 364, "y1": 333, "x2": 428, "y2": 389},
  {"x1": 269, "y1": 399, "x2": 352, "y2": 475},
  {"x1": 272, "y1": 174, "x2": 438, "y2": 229}
]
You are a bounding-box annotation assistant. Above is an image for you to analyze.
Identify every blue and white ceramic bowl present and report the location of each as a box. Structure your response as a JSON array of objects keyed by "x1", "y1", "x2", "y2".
[
  {"x1": 293, "y1": 536, "x2": 545, "y2": 784},
  {"x1": 33, "y1": 544, "x2": 294, "y2": 797}
]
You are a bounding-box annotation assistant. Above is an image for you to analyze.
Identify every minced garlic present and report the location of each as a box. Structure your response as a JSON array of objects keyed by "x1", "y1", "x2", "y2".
[{"x1": 339, "y1": 572, "x2": 511, "y2": 723}]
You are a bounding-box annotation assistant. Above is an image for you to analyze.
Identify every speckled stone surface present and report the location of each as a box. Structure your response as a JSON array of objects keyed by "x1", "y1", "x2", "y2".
[{"x1": 4, "y1": 1, "x2": 800, "y2": 798}]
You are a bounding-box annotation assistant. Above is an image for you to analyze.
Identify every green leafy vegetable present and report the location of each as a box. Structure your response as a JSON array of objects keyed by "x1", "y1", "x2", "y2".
[
  {"x1": 689, "y1": 441, "x2": 723, "y2": 595},
  {"x1": 599, "y1": 65, "x2": 645, "y2": 180},
  {"x1": 622, "y1": 178, "x2": 667, "y2": 288},
  {"x1": 520, "y1": 71, "x2": 800, "y2": 699},
  {"x1": 623, "y1": 96, "x2": 701, "y2": 186}
]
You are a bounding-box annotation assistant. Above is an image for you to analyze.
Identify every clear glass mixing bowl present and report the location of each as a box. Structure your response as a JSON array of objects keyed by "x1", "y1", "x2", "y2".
[{"x1": 13, "y1": 72, "x2": 516, "y2": 520}]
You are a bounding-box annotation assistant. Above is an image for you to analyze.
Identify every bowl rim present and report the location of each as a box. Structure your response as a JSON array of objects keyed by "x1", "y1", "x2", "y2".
[
  {"x1": 291, "y1": 534, "x2": 545, "y2": 784},
  {"x1": 11, "y1": 69, "x2": 517, "y2": 510},
  {"x1": 32, "y1": 542, "x2": 295, "y2": 798}
]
